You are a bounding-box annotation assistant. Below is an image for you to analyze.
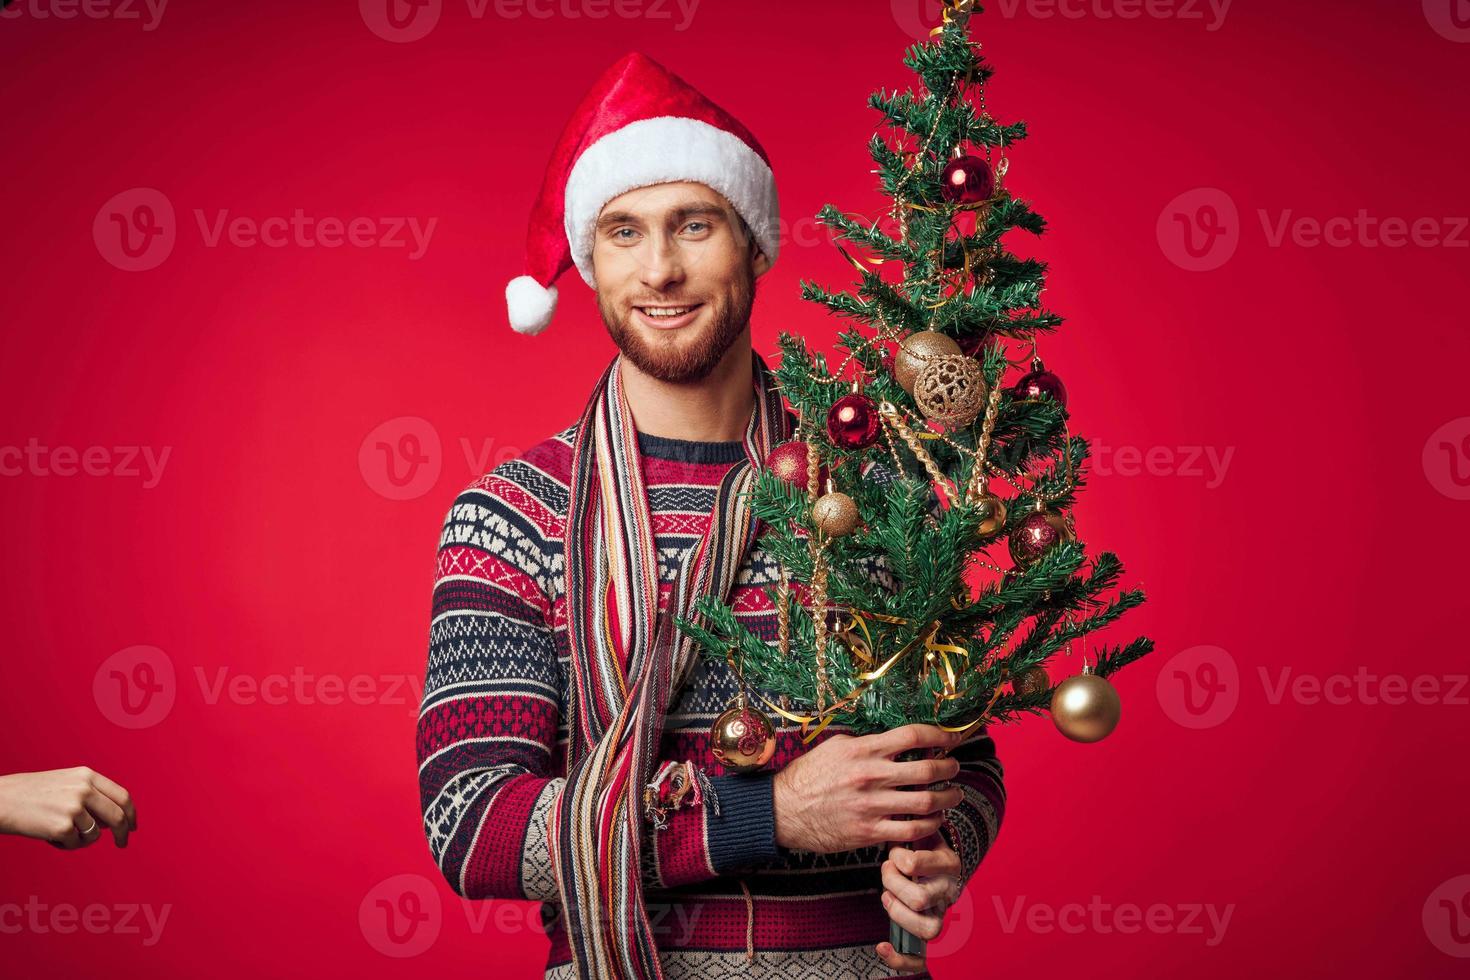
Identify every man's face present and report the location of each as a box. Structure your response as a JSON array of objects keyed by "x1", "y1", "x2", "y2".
[{"x1": 591, "y1": 181, "x2": 771, "y2": 384}]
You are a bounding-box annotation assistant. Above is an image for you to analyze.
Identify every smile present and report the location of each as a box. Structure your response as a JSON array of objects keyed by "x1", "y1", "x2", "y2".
[{"x1": 633, "y1": 304, "x2": 704, "y2": 330}]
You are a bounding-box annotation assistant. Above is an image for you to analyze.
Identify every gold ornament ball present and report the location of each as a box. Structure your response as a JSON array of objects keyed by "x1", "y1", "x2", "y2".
[
  {"x1": 1050, "y1": 672, "x2": 1121, "y2": 743},
  {"x1": 974, "y1": 493, "x2": 1008, "y2": 542},
  {"x1": 812, "y1": 491, "x2": 860, "y2": 537},
  {"x1": 710, "y1": 705, "x2": 778, "y2": 772},
  {"x1": 914, "y1": 353, "x2": 988, "y2": 428},
  {"x1": 894, "y1": 331, "x2": 962, "y2": 394},
  {"x1": 1012, "y1": 665, "x2": 1051, "y2": 698}
]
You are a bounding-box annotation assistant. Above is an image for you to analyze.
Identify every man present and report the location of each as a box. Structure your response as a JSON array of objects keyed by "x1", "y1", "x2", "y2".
[{"x1": 417, "y1": 53, "x2": 1004, "y2": 980}]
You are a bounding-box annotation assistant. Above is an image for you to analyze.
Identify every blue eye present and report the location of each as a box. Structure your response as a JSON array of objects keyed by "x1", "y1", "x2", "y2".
[{"x1": 684, "y1": 221, "x2": 709, "y2": 234}]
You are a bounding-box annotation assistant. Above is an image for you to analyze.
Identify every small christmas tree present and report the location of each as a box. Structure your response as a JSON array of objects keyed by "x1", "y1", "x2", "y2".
[{"x1": 677, "y1": 0, "x2": 1154, "y2": 931}]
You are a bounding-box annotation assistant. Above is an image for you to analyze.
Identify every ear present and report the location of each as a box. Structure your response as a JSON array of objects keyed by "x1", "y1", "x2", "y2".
[{"x1": 751, "y1": 247, "x2": 772, "y2": 279}]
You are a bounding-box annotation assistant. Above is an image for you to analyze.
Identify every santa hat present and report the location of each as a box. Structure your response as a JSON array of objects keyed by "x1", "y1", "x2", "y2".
[{"x1": 505, "y1": 52, "x2": 780, "y2": 335}]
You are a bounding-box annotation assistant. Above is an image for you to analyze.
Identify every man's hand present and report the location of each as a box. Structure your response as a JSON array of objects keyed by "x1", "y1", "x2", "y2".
[
  {"x1": 0, "y1": 768, "x2": 137, "y2": 850},
  {"x1": 772, "y1": 723, "x2": 965, "y2": 854},
  {"x1": 875, "y1": 832, "x2": 964, "y2": 972}
]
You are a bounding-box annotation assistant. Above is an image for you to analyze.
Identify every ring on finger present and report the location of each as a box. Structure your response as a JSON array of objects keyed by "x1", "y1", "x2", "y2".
[{"x1": 79, "y1": 818, "x2": 98, "y2": 836}]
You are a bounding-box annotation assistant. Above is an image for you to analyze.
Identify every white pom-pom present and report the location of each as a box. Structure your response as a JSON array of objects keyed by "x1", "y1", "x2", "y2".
[{"x1": 506, "y1": 276, "x2": 558, "y2": 335}]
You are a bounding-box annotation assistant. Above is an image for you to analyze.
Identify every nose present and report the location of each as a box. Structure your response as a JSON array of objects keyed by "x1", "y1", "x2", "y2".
[{"x1": 639, "y1": 234, "x2": 686, "y2": 293}]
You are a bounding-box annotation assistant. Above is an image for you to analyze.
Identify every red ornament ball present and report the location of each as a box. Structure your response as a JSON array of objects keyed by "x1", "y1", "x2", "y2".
[
  {"x1": 1014, "y1": 364, "x2": 1068, "y2": 408},
  {"x1": 765, "y1": 441, "x2": 829, "y2": 491},
  {"x1": 939, "y1": 154, "x2": 996, "y2": 205},
  {"x1": 826, "y1": 394, "x2": 881, "y2": 451},
  {"x1": 1008, "y1": 508, "x2": 1074, "y2": 568}
]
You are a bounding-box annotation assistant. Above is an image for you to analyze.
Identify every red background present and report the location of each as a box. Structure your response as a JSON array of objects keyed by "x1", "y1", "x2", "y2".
[{"x1": 3, "y1": 0, "x2": 1468, "y2": 976}]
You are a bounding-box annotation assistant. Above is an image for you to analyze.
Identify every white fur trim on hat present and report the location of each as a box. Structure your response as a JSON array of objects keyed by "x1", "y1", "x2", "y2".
[
  {"x1": 563, "y1": 116, "x2": 780, "y2": 288},
  {"x1": 505, "y1": 275, "x2": 559, "y2": 335}
]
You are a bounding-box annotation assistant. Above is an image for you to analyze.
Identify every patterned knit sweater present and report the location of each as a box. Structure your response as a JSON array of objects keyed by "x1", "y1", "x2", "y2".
[{"x1": 417, "y1": 424, "x2": 1007, "y2": 980}]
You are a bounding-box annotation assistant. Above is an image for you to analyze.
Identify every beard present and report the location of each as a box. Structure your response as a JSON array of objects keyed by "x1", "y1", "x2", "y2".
[{"x1": 598, "y1": 266, "x2": 755, "y2": 384}]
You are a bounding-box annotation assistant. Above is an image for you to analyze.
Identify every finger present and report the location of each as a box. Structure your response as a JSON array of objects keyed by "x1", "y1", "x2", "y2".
[
  {"x1": 874, "y1": 815, "x2": 943, "y2": 843},
  {"x1": 882, "y1": 858, "x2": 941, "y2": 914},
  {"x1": 83, "y1": 791, "x2": 130, "y2": 848},
  {"x1": 53, "y1": 814, "x2": 86, "y2": 851},
  {"x1": 76, "y1": 809, "x2": 104, "y2": 846},
  {"x1": 882, "y1": 888, "x2": 944, "y2": 942},
  {"x1": 874, "y1": 940, "x2": 926, "y2": 973},
  {"x1": 86, "y1": 771, "x2": 136, "y2": 831},
  {"x1": 884, "y1": 755, "x2": 961, "y2": 789},
  {"x1": 890, "y1": 843, "x2": 962, "y2": 879},
  {"x1": 869, "y1": 724, "x2": 966, "y2": 759},
  {"x1": 873, "y1": 785, "x2": 964, "y2": 817}
]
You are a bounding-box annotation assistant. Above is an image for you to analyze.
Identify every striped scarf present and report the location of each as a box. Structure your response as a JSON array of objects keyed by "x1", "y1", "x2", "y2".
[{"x1": 548, "y1": 351, "x2": 791, "y2": 980}]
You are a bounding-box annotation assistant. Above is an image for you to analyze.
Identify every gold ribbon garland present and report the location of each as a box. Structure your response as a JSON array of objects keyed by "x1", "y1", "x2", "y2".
[{"x1": 752, "y1": 603, "x2": 994, "y2": 743}]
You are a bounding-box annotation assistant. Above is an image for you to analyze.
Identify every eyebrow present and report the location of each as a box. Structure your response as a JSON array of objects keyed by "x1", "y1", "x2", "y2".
[{"x1": 596, "y1": 202, "x2": 730, "y2": 231}]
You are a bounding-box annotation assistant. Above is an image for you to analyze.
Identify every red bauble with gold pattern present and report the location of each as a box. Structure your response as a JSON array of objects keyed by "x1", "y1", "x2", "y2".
[
  {"x1": 765, "y1": 441, "x2": 828, "y2": 491},
  {"x1": 1008, "y1": 507, "x2": 1074, "y2": 568}
]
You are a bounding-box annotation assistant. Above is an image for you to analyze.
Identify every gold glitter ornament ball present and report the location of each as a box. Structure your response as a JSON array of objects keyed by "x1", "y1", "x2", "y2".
[
  {"x1": 1050, "y1": 672, "x2": 1121, "y2": 743},
  {"x1": 914, "y1": 354, "x2": 988, "y2": 428},
  {"x1": 1012, "y1": 665, "x2": 1051, "y2": 698},
  {"x1": 812, "y1": 491, "x2": 860, "y2": 537},
  {"x1": 894, "y1": 331, "x2": 962, "y2": 394},
  {"x1": 710, "y1": 704, "x2": 778, "y2": 772}
]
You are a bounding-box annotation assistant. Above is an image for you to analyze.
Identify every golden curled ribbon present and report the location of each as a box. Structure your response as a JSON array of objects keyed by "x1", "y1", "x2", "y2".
[{"x1": 753, "y1": 606, "x2": 993, "y2": 743}]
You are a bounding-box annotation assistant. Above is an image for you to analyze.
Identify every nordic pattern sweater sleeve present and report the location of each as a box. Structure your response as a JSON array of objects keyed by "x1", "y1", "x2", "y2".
[
  {"x1": 943, "y1": 727, "x2": 1006, "y2": 886},
  {"x1": 416, "y1": 467, "x2": 779, "y2": 902}
]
